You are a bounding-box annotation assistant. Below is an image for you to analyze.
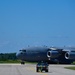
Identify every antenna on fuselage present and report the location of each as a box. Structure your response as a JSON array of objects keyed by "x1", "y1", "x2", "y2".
[{"x1": 28, "y1": 45, "x2": 30, "y2": 47}]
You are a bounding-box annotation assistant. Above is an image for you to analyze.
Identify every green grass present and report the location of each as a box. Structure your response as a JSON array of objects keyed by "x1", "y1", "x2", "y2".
[
  {"x1": 65, "y1": 67, "x2": 75, "y2": 70},
  {"x1": 0, "y1": 60, "x2": 21, "y2": 63},
  {"x1": 0, "y1": 60, "x2": 37, "y2": 64},
  {"x1": 0, "y1": 60, "x2": 75, "y2": 65},
  {"x1": 64, "y1": 61, "x2": 75, "y2": 70},
  {"x1": 72, "y1": 62, "x2": 75, "y2": 65}
]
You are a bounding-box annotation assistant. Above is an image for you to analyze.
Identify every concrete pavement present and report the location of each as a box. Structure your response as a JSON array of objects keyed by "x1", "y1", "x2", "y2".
[{"x1": 0, "y1": 64, "x2": 75, "y2": 75}]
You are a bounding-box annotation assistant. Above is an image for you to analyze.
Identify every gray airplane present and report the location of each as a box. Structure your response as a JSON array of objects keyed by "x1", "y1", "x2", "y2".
[{"x1": 17, "y1": 46, "x2": 75, "y2": 64}]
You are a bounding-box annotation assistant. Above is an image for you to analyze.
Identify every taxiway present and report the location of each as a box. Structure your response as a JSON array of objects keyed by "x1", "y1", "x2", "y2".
[{"x1": 0, "y1": 64, "x2": 75, "y2": 75}]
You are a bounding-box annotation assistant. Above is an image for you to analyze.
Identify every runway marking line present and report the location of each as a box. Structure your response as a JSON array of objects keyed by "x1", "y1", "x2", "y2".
[
  {"x1": 29, "y1": 67, "x2": 48, "y2": 75},
  {"x1": 25, "y1": 66, "x2": 48, "y2": 75}
]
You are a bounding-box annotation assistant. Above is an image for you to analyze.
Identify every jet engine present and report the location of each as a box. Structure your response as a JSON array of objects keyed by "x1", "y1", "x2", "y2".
[
  {"x1": 65, "y1": 51, "x2": 75, "y2": 59},
  {"x1": 47, "y1": 51, "x2": 59, "y2": 58}
]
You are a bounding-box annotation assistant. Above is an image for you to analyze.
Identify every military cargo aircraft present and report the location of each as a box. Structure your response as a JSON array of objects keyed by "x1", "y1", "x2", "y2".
[{"x1": 17, "y1": 46, "x2": 75, "y2": 64}]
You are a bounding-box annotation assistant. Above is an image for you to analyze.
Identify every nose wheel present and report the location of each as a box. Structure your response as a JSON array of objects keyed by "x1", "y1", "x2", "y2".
[{"x1": 21, "y1": 61, "x2": 25, "y2": 65}]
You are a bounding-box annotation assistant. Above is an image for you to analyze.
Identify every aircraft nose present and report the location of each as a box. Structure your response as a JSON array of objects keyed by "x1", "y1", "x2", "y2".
[{"x1": 16, "y1": 53, "x2": 21, "y2": 59}]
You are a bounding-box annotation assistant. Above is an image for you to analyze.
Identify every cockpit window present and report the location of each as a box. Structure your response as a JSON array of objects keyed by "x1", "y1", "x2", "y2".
[
  {"x1": 19, "y1": 49, "x2": 26, "y2": 53},
  {"x1": 21, "y1": 52, "x2": 23, "y2": 54},
  {"x1": 22, "y1": 50, "x2": 26, "y2": 52}
]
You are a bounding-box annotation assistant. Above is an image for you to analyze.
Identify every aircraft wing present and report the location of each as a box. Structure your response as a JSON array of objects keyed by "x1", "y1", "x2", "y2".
[{"x1": 49, "y1": 47, "x2": 75, "y2": 60}]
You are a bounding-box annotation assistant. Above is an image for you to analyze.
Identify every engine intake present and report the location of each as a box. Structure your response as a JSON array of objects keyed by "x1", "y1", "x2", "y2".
[
  {"x1": 47, "y1": 51, "x2": 59, "y2": 58},
  {"x1": 65, "y1": 51, "x2": 75, "y2": 59}
]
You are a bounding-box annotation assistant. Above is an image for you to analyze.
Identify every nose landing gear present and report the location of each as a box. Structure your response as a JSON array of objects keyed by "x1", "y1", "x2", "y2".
[{"x1": 21, "y1": 61, "x2": 25, "y2": 65}]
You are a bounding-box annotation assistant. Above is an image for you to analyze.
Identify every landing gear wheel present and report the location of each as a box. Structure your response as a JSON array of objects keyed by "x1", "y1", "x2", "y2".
[
  {"x1": 36, "y1": 67, "x2": 39, "y2": 72},
  {"x1": 21, "y1": 61, "x2": 25, "y2": 65},
  {"x1": 45, "y1": 69, "x2": 48, "y2": 72}
]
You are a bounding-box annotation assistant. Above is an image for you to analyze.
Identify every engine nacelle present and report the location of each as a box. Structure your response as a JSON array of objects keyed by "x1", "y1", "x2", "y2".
[
  {"x1": 65, "y1": 51, "x2": 75, "y2": 59},
  {"x1": 47, "y1": 51, "x2": 59, "y2": 58}
]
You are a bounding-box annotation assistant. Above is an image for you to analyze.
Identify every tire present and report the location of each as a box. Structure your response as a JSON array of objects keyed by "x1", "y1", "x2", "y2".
[
  {"x1": 36, "y1": 67, "x2": 39, "y2": 72},
  {"x1": 45, "y1": 69, "x2": 48, "y2": 72},
  {"x1": 21, "y1": 62, "x2": 25, "y2": 65}
]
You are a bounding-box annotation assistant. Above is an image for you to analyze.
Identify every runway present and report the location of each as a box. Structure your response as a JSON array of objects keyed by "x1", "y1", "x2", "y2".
[{"x1": 0, "y1": 64, "x2": 75, "y2": 75}]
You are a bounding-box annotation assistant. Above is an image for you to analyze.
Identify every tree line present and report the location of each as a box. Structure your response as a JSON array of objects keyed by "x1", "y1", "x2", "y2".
[{"x1": 0, "y1": 53, "x2": 17, "y2": 61}]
